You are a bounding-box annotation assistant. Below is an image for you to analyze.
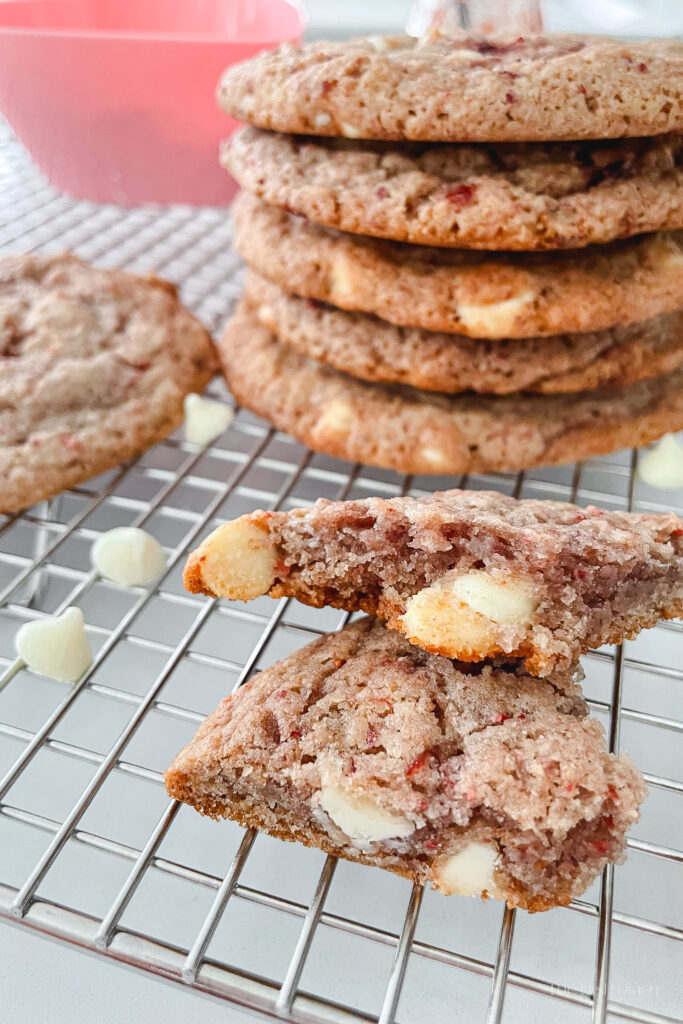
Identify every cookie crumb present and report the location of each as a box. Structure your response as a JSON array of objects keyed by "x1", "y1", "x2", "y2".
[{"x1": 638, "y1": 435, "x2": 683, "y2": 490}]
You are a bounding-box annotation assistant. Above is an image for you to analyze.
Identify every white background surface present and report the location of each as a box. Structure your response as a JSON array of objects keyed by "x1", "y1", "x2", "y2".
[
  {"x1": 1, "y1": 925, "x2": 254, "y2": 1024},
  {"x1": 305, "y1": 0, "x2": 683, "y2": 36}
]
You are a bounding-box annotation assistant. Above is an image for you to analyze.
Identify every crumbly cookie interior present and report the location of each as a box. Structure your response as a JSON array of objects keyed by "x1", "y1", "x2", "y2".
[{"x1": 185, "y1": 491, "x2": 683, "y2": 675}]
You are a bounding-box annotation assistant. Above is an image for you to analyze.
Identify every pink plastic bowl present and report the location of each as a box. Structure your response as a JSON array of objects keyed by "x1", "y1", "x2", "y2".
[{"x1": 0, "y1": 0, "x2": 306, "y2": 206}]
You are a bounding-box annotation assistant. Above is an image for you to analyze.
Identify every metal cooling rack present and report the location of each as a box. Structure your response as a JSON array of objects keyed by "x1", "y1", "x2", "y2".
[{"x1": 0, "y1": 118, "x2": 681, "y2": 1024}]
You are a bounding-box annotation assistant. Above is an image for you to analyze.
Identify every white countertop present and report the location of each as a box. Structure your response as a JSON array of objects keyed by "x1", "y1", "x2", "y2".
[{"x1": 2, "y1": 925, "x2": 254, "y2": 1024}]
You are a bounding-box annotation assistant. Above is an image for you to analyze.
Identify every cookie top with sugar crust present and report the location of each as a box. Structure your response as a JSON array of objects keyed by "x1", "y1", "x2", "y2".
[{"x1": 218, "y1": 33, "x2": 683, "y2": 143}]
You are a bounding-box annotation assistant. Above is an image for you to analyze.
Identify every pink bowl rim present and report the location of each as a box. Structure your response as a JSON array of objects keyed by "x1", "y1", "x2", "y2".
[{"x1": 0, "y1": 0, "x2": 307, "y2": 43}]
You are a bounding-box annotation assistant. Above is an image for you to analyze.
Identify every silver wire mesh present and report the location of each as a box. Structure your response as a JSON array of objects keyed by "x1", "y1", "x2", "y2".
[{"x1": 0, "y1": 119, "x2": 681, "y2": 1024}]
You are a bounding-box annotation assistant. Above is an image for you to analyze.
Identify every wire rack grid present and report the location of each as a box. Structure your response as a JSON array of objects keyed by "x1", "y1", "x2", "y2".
[{"x1": 0, "y1": 119, "x2": 681, "y2": 1024}]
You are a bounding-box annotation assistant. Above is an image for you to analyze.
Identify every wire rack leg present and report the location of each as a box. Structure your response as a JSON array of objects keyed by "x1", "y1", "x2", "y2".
[
  {"x1": 275, "y1": 855, "x2": 338, "y2": 1017},
  {"x1": 378, "y1": 883, "x2": 424, "y2": 1024},
  {"x1": 182, "y1": 828, "x2": 257, "y2": 984},
  {"x1": 94, "y1": 799, "x2": 181, "y2": 950},
  {"x1": 23, "y1": 497, "x2": 60, "y2": 609},
  {"x1": 486, "y1": 905, "x2": 516, "y2": 1024}
]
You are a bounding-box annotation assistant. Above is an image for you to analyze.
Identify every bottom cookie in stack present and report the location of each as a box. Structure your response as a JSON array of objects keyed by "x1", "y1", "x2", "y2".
[
  {"x1": 166, "y1": 617, "x2": 646, "y2": 912},
  {"x1": 219, "y1": 302, "x2": 683, "y2": 476}
]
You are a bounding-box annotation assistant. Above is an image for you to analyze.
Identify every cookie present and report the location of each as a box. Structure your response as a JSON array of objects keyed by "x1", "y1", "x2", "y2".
[
  {"x1": 219, "y1": 305, "x2": 683, "y2": 477},
  {"x1": 233, "y1": 194, "x2": 683, "y2": 338},
  {"x1": 217, "y1": 33, "x2": 683, "y2": 143},
  {"x1": 185, "y1": 488, "x2": 683, "y2": 677},
  {"x1": 246, "y1": 274, "x2": 683, "y2": 396},
  {"x1": 0, "y1": 253, "x2": 217, "y2": 513},
  {"x1": 166, "y1": 618, "x2": 646, "y2": 912},
  {"x1": 224, "y1": 127, "x2": 683, "y2": 251}
]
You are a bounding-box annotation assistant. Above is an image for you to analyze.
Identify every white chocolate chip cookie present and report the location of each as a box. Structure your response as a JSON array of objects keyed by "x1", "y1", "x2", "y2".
[
  {"x1": 184, "y1": 481, "x2": 683, "y2": 677},
  {"x1": 0, "y1": 252, "x2": 216, "y2": 514},
  {"x1": 166, "y1": 618, "x2": 646, "y2": 913}
]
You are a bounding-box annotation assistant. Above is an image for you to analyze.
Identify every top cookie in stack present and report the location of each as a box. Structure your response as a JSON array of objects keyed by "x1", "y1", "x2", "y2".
[{"x1": 216, "y1": 33, "x2": 683, "y2": 476}]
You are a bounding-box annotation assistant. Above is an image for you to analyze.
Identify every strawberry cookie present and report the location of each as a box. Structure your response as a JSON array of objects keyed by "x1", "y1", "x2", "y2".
[
  {"x1": 166, "y1": 618, "x2": 646, "y2": 912},
  {"x1": 218, "y1": 33, "x2": 683, "y2": 143},
  {"x1": 0, "y1": 253, "x2": 216, "y2": 513},
  {"x1": 185, "y1": 487, "x2": 683, "y2": 676}
]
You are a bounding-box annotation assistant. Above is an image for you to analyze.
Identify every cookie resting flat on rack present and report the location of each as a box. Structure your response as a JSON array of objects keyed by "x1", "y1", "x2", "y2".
[
  {"x1": 0, "y1": 253, "x2": 217, "y2": 513},
  {"x1": 166, "y1": 618, "x2": 646, "y2": 912}
]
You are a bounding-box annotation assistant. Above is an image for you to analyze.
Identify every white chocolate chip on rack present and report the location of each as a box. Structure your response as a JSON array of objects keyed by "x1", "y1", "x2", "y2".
[
  {"x1": 401, "y1": 569, "x2": 539, "y2": 657},
  {"x1": 15, "y1": 607, "x2": 93, "y2": 683},
  {"x1": 457, "y1": 291, "x2": 535, "y2": 336},
  {"x1": 92, "y1": 527, "x2": 166, "y2": 587},
  {"x1": 184, "y1": 393, "x2": 234, "y2": 446},
  {"x1": 431, "y1": 842, "x2": 500, "y2": 897},
  {"x1": 192, "y1": 516, "x2": 278, "y2": 601},
  {"x1": 319, "y1": 782, "x2": 415, "y2": 842},
  {"x1": 638, "y1": 435, "x2": 683, "y2": 490}
]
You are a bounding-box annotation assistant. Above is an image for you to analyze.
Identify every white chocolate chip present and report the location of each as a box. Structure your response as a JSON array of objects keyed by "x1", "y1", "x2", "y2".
[
  {"x1": 330, "y1": 255, "x2": 359, "y2": 301},
  {"x1": 450, "y1": 572, "x2": 538, "y2": 623},
  {"x1": 432, "y1": 842, "x2": 499, "y2": 897},
  {"x1": 91, "y1": 527, "x2": 166, "y2": 587},
  {"x1": 400, "y1": 570, "x2": 538, "y2": 657},
  {"x1": 15, "y1": 607, "x2": 92, "y2": 683},
  {"x1": 367, "y1": 35, "x2": 390, "y2": 51},
  {"x1": 314, "y1": 112, "x2": 332, "y2": 128},
  {"x1": 457, "y1": 291, "x2": 535, "y2": 336},
  {"x1": 184, "y1": 394, "x2": 234, "y2": 446},
  {"x1": 419, "y1": 446, "x2": 451, "y2": 472},
  {"x1": 313, "y1": 400, "x2": 355, "y2": 439},
  {"x1": 195, "y1": 516, "x2": 278, "y2": 601},
  {"x1": 320, "y1": 783, "x2": 415, "y2": 842},
  {"x1": 638, "y1": 435, "x2": 683, "y2": 490},
  {"x1": 340, "y1": 121, "x2": 362, "y2": 139}
]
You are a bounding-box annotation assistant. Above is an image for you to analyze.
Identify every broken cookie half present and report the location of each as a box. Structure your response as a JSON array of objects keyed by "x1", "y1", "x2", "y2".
[
  {"x1": 184, "y1": 489, "x2": 683, "y2": 676},
  {"x1": 165, "y1": 618, "x2": 645, "y2": 912}
]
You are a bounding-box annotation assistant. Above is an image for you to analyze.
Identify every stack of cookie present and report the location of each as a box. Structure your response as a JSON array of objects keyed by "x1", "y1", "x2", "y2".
[{"x1": 216, "y1": 32, "x2": 683, "y2": 476}]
